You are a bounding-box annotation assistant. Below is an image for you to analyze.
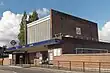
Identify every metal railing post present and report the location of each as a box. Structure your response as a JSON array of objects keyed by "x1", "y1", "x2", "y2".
[
  {"x1": 58, "y1": 61, "x2": 59, "y2": 69},
  {"x1": 69, "y1": 61, "x2": 71, "y2": 71},
  {"x1": 83, "y1": 62, "x2": 85, "y2": 72},
  {"x1": 99, "y1": 62, "x2": 101, "y2": 73}
]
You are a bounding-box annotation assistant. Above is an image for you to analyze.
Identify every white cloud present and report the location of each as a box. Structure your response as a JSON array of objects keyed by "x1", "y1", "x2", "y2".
[
  {"x1": 36, "y1": 8, "x2": 49, "y2": 18},
  {"x1": 0, "y1": 11, "x2": 22, "y2": 47},
  {"x1": 99, "y1": 21, "x2": 110, "y2": 42},
  {"x1": 0, "y1": 8, "x2": 49, "y2": 47}
]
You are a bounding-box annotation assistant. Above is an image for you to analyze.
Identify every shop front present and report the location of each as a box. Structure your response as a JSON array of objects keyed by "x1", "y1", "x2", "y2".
[{"x1": 7, "y1": 39, "x2": 61, "y2": 65}]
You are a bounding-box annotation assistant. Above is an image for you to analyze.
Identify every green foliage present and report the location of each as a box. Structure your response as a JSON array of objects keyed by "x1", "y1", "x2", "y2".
[
  {"x1": 18, "y1": 11, "x2": 27, "y2": 46},
  {"x1": 18, "y1": 10, "x2": 39, "y2": 46},
  {"x1": 28, "y1": 10, "x2": 39, "y2": 23}
]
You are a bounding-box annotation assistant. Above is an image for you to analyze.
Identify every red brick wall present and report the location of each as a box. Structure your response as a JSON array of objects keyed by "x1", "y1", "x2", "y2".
[
  {"x1": 0, "y1": 58, "x2": 10, "y2": 65},
  {"x1": 53, "y1": 54, "x2": 110, "y2": 69},
  {"x1": 54, "y1": 54, "x2": 110, "y2": 62},
  {"x1": 50, "y1": 9, "x2": 98, "y2": 41}
]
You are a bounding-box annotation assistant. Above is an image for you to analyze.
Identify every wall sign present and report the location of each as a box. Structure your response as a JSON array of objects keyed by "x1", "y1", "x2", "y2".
[
  {"x1": 10, "y1": 40, "x2": 17, "y2": 46},
  {"x1": 9, "y1": 54, "x2": 12, "y2": 59},
  {"x1": 76, "y1": 27, "x2": 81, "y2": 35}
]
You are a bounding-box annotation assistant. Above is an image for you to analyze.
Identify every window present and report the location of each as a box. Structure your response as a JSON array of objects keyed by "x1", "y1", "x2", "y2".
[
  {"x1": 49, "y1": 53, "x2": 53, "y2": 60},
  {"x1": 76, "y1": 27, "x2": 81, "y2": 35},
  {"x1": 54, "y1": 48, "x2": 61, "y2": 56}
]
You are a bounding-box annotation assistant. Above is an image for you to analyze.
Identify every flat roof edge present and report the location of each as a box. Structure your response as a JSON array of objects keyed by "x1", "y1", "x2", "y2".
[
  {"x1": 27, "y1": 15, "x2": 50, "y2": 27},
  {"x1": 51, "y1": 9, "x2": 97, "y2": 24},
  {"x1": 7, "y1": 39, "x2": 61, "y2": 51}
]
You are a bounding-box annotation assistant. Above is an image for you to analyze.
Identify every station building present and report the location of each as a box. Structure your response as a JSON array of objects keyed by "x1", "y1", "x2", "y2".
[{"x1": 7, "y1": 9, "x2": 110, "y2": 65}]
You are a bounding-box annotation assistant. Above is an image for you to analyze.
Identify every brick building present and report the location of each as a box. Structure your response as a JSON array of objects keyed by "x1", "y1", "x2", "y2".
[{"x1": 7, "y1": 9, "x2": 110, "y2": 65}]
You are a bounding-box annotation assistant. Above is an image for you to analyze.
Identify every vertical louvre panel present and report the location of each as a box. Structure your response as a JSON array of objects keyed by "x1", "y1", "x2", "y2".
[{"x1": 27, "y1": 19, "x2": 51, "y2": 44}]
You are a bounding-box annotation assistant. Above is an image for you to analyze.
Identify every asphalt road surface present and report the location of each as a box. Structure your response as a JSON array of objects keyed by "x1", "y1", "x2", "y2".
[
  {"x1": 0, "y1": 66, "x2": 73, "y2": 73},
  {"x1": 0, "y1": 66, "x2": 99, "y2": 73},
  {"x1": 0, "y1": 66, "x2": 57, "y2": 73}
]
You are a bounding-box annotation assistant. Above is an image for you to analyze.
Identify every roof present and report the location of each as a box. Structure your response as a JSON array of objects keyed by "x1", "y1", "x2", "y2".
[
  {"x1": 51, "y1": 9, "x2": 97, "y2": 24},
  {"x1": 27, "y1": 15, "x2": 50, "y2": 27},
  {"x1": 7, "y1": 39, "x2": 62, "y2": 51},
  {"x1": 62, "y1": 37, "x2": 110, "y2": 49}
]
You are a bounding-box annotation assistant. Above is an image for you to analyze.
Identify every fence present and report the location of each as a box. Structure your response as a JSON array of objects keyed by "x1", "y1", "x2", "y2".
[
  {"x1": 33, "y1": 61, "x2": 110, "y2": 73},
  {"x1": 6, "y1": 60, "x2": 110, "y2": 73},
  {"x1": 54, "y1": 61, "x2": 110, "y2": 73}
]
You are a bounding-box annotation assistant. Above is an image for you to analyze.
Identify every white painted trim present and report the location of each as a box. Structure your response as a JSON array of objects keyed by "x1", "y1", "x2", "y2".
[{"x1": 27, "y1": 15, "x2": 50, "y2": 27}]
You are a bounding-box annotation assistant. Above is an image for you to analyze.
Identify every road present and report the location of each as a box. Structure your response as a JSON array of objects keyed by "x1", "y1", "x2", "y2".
[
  {"x1": 0, "y1": 66, "x2": 99, "y2": 73},
  {"x1": 0, "y1": 66, "x2": 56, "y2": 73},
  {"x1": 0, "y1": 66, "x2": 75, "y2": 73}
]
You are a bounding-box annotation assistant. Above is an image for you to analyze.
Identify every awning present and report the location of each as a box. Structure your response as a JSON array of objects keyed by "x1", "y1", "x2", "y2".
[{"x1": 7, "y1": 39, "x2": 62, "y2": 51}]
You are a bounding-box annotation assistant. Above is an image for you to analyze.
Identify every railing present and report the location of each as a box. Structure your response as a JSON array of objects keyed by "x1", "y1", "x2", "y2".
[
  {"x1": 33, "y1": 61, "x2": 110, "y2": 73},
  {"x1": 55, "y1": 61, "x2": 110, "y2": 73},
  {"x1": 9, "y1": 60, "x2": 110, "y2": 73}
]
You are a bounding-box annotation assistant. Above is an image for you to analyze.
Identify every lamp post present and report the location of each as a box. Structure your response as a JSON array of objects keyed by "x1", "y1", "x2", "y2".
[{"x1": 1, "y1": 46, "x2": 7, "y2": 66}]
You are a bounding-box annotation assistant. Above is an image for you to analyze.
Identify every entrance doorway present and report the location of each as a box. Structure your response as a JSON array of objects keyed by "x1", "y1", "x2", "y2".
[
  {"x1": 16, "y1": 53, "x2": 25, "y2": 64},
  {"x1": 14, "y1": 52, "x2": 29, "y2": 64},
  {"x1": 41, "y1": 51, "x2": 48, "y2": 64}
]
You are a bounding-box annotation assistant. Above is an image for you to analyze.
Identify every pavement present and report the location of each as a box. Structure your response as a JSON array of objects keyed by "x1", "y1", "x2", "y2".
[
  {"x1": 0, "y1": 65, "x2": 101, "y2": 73},
  {"x1": 28, "y1": 67, "x2": 85, "y2": 73},
  {"x1": 0, "y1": 69, "x2": 16, "y2": 73}
]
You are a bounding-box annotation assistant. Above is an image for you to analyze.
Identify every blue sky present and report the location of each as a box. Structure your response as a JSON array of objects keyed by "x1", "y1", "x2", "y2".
[
  {"x1": 0, "y1": 0, "x2": 110, "y2": 46},
  {"x1": 0, "y1": 0, "x2": 110, "y2": 29}
]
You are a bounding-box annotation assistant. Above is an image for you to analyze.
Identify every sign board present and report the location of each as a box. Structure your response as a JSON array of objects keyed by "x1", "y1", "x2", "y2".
[
  {"x1": 10, "y1": 40, "x2": 17, "y2": 46},
  {"x1": 9, "y1": 54, "x2": 12, "y2": 59},
  {"x1": 76, "y1": 27, "x2": 81, "y2": 35}
]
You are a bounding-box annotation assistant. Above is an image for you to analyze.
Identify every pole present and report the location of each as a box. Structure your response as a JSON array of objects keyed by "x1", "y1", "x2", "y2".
[
  {"x1": 76, "y1": 48, "x2": 77, "y2": 54},
  {"x1": 25, "y1": 51, "x2": 27, "y2": 64},
  {"x1": 1, "y1": 47, "x2": 4, "y2": 66},
  {"x1": 99, "y1": 62, "x2": 101, "y2": 73},
  {"x1": 1, "y1": 53, "x2": 4, "y2": 66},
  {"x1": 83, "y1": 62, "x2": 85, "y2": 72},
  {"x1": 58, "y1": 61, "x2": 59, "y2": 69},
  {"x1": 69, "y1": 61, "x2": 71, "y2": 71}
]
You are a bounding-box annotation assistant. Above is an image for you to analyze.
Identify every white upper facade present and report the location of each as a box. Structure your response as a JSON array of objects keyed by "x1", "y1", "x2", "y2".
[{"x1": 27, "y1": 15, "x2": 51, "y2": 44}]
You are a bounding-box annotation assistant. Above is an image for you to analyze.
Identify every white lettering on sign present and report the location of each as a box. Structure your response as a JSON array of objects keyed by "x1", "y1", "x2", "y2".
[{"x1": 76, "y1": 27, "x2": 81, "y2": 35}]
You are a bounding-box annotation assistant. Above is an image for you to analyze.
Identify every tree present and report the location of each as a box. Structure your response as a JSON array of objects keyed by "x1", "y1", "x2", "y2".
[
  {"x1": 31, "y1": 10, "x2": 39, "y2": 21},
  {"x1": 18, "y1": 10, "x2": 39, "y2": 45},
  {"x1": 18, "y1": 11, "x2": 27, "y2": 46},
  {"x1": 28, "y1": 15, "x2": 32, "y2": 23},
  {"x1": 28, "y1": 10, "x2": 39, "y2": 23}
]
